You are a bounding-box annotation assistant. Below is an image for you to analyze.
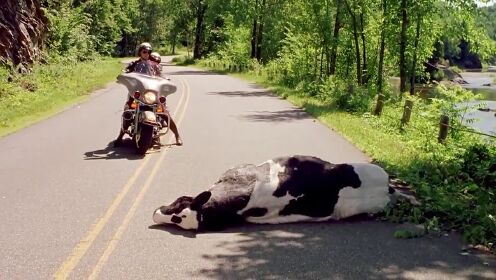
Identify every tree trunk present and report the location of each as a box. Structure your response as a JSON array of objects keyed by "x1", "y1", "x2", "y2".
[
  {"x1": 360, "y1": 11, "x2": 367, "y2": 84},
  {"x1": 320, "y1": 46, "x2": 325, "y2": 78},
  {"x1": 345, "y1": 0, "x2": 361, "y2": 84},
  {"x1": 251, "y1": 18, "x2": 258, "y2": 58},
  {"x1": 250, "y1": 0, "x2": 259, "y2": 59},
  {"x1": 329, "y1": 0, "x2": 342, "y2": 75},
  {"x1": 172, "y1": 35, "x2": 176, "y2": 55},
  {"x1": 377, "y1": 0, "x2": 387, "y2": 94},
  {"x1": 193, "y1": 0, "x2": 206, "y2": 59},
  {"x1": 255, "y1": 0, "x2": 265, "y2": 61},
  {"x1": 399, "y1": 0, "x2": 408, "y2": 94},
  {"x1": 409, "y1": 14, "x2": 422, "y2": 95},
  {"x1": 256, "y1": 22, "x2": 263, "y2": 61}
]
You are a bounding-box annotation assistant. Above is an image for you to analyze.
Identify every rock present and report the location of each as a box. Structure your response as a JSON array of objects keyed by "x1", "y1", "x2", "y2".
[{"x1": 0, "y1": 0, "x2": 47, "y2": 67}]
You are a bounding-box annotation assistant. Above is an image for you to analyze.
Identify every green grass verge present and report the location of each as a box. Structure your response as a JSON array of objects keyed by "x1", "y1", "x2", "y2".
[{"x1": 0, "y1": 58, "x2": 123, "y2": 137}]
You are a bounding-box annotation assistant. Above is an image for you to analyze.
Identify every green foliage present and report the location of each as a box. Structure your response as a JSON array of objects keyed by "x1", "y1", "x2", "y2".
[
  {"x1": 312, "y1": 77, "x2": 373, "y2": 113},
  {"x1": 214, "y1": 18, "x2": 252, "y2": 65},
  {"x1": 433, "y1": 69, "x2": 445, "y2": 81},
  {"x1": 450, "y1": 66, "x2": 462, "y2": 74},
  {"x1": 171, "y1": 55, "x2": 195, "y2": 65},
  {"x1": 45, "y1": 4, "x2": 95, "y2": 61},
  {"x1": 394, "y1": 229, "x2": 425, "y2": 239}
]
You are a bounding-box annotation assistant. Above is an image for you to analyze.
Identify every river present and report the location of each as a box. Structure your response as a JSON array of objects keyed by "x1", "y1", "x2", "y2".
[{"x1": 459, "y1": 72, "x2": 496, "y2": 137}]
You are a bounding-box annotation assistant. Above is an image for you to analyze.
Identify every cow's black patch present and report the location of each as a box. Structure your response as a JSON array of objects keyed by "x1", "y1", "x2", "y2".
[
  {"x1": 197, "y1": 164, "x2": 268, "y2": 231},
  {"x1": 171, "y1": 215, "x2": 182, "y2": 224},
  {"x1": 159, "y1": 196, "x2": 193, "y2": 215},
  {"x1": 242, "y1": 207, "x2": 268, "y2": 217},
  {"x1": 274, "y1": 156, "x2": 362, "y2": 217}
]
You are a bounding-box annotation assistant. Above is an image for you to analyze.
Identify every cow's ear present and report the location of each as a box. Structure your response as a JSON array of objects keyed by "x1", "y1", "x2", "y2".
[{"x1": 190, "y1": 191, "x2": 211, "y2": 211}]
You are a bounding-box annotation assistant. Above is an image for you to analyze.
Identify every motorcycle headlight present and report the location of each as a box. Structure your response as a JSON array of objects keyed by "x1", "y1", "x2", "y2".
[
  {"x1": 142, "y1": 111, "x2": 156, "y2": 122},
  {"x1": 143, "y1": 91, "x2": 157, "y2": 104}
]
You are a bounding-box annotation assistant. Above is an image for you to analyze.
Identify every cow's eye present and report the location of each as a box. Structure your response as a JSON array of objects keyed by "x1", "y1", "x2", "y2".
[{"x1": 181, "y1": 215, "x2": 186, "y2": 218}]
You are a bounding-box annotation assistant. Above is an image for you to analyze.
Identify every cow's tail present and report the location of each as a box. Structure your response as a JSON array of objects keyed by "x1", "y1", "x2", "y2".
[{"x1": 388, "y1": 184, "x2": 421, "y2": 206}]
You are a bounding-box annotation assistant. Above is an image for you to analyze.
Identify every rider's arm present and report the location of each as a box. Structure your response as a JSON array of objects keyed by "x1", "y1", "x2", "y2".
[{"x1": 125, "y1": 61, "x2": 137, "y2": 73}]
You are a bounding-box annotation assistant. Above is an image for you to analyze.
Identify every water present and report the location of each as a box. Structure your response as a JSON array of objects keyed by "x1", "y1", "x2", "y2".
[
  {"x1": 458, "y1": 72, "x2": 496, "y2": 137},
  {"x1": 389, "y1": 73, "x2": 496, "y2": 137},
  {"x1": 460, "y1": 72, "x2": 496, "y2": 101},
  {"x1": 458, "y1": 100, "x2": 496, "y2": 137}
]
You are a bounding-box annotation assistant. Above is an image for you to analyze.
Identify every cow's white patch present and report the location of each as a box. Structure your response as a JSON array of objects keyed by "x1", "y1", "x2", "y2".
[
  {"x1": 153, "y1": 208, "x2": 172, "y2": 224},
  {"x1": 237, "y1": 160, "x2": 298, "y2": 221},
  {"x1": 331, "y1": 163, "x2": 390, "y2": 219},
  {"x1": 176, "y1": 208, "x2": 200, "y2": 230},
  {"x1": 152, "y1": 207, "x2": 199, "y2": 230}
]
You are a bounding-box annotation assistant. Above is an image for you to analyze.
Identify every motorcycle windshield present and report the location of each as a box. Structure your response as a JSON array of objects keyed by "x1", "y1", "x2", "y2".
[{"x1": 117, "y1": 72, "x2": 177, "y2": 97}]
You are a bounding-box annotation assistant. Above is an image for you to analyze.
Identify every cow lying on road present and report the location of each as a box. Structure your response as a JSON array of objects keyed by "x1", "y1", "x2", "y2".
[{"x1": 153, "y1": 155, "x2": 420, "y2": 231}]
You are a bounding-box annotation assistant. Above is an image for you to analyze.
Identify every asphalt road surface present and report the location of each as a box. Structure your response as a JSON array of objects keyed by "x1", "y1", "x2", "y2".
[{"x1": 1, "y1": 57, "x2": 495, "y2": 279}]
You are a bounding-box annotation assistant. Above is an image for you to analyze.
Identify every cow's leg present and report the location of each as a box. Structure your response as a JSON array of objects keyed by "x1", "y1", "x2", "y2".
[{"x1": 388, "y1": 186, "x2": 421, "y2": 206}]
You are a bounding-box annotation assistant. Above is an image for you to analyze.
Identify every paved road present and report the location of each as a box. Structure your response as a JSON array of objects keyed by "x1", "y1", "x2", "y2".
[{"x1": 1, "y1": 58, "x2": 494, "y2": 279}]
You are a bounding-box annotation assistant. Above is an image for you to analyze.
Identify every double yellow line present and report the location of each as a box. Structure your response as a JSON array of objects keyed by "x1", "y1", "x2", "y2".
[{"x1": 54, "y1": 77, "x2": 190, "y2": 279}]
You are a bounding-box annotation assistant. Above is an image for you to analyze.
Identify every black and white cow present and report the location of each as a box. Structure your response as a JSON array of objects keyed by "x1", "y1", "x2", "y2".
[{"x1": 153, "y1": 155, "x2": 419, "y2": 231}]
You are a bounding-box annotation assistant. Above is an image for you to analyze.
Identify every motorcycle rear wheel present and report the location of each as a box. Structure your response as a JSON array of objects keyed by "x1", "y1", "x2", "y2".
[{"x1": 134, "y1": 124, "x2": 154, "y2": 155}]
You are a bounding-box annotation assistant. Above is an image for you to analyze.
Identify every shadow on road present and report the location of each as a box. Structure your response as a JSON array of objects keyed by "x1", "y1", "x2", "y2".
[
  {"x1": 168, "y1": 70, "x2": 226, "y2": 76},
  {"x1": 208, "y1": 90, "x2": 275, "y2": 98},
  {"x1": 84, "y1": 139, "x2": 145, "y2": 160},
  {"x1": 189, "y1": 220, "x2": 495, "y2": 279},
  {"x1": 149, "y1": 224, "x2": 197, "y2": 238},
  {"x1": 84, "y1": 139, "x2": 180, "y2": 160},
  {"x1": 240, "y1": 109, "x2": 312, "y2": 123},
  {"x1": 148, "y1": 213, "x2": 495, "y2": 279}
]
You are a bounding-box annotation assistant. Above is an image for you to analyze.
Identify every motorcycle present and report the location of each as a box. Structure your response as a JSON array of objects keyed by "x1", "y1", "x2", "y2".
[{"x1": 114, "y1": 72, "x2": 177, "y2": 155}]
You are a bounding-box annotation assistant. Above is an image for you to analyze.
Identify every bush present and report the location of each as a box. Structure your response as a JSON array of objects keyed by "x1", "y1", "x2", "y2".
[
  {"x1": 45, "y1": 6, "x2": 95, "y2": 62},
  {"x1": 433, "y1": 69, "x2": 445, "y2": 81},
  {"x1": 171, "y1": 55, "x2": 195, "y2": 65},
  {"x1": 450, "y1": 66, "x2": 463, "y2": 74},
  {"x1": 310, "y1": 76, "x2": 373, "y2": 113}
]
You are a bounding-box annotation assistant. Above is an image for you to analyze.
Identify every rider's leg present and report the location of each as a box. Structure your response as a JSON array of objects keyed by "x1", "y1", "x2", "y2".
[
  {"x1": 168, "y1": 117, "x2": 183, "y2": 145},
  {"x1": 115, "y1": 101, "x2": 132, "y2": 146}
]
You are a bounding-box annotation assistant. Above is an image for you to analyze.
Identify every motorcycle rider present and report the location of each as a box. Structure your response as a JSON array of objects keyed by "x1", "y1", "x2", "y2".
[
  {"x1": 117, "y1": 42, "x2": 183, "y2": 146},
  {"x1": 150, "y1": 52, "x2": 162, "y2": 64}
]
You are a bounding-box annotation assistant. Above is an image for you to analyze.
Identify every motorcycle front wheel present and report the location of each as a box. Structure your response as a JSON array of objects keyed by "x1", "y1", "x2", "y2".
[{"x1": 134, "y1": 124, "x2": 154, "y2": 155}]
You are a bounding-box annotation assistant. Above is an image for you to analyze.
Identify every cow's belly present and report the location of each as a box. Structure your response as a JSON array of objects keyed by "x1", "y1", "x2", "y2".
[{"x1": 331, "y1": 187, "x2": 391, "y2": 219}]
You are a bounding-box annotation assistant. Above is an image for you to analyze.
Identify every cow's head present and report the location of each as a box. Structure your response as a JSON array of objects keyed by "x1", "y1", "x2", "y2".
[{"x1": 152, "y1": 191, "x2": 211, "y2": 230}]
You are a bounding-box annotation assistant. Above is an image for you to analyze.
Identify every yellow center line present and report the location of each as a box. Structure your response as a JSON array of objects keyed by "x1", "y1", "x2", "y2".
[
  {"x1": 53, "y1": 77, "x2": 188, "y2": 280},
  {"x1": 87, "y1": 77, "x2": 190, "y2": 279}
]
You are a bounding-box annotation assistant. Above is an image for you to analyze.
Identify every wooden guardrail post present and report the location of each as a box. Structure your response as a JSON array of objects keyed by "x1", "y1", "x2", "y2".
[
  {"x1": 400, "y1": 100, "x2": 413, "y2": 128},
  {"x1": 438, "y1": 115, "x2": 450, "y2": 143},
  {"x1": 373, "y1": 94, "x2": 385, "y2": 116}
]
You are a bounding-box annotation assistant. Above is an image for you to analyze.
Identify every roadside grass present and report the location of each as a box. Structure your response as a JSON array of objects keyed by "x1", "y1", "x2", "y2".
[
  {"x1": 0, "y1": 58, "x2": 123, "y2": 137},
  {"x1": 187, "y1": 60, "x2": 496, "y2": 251},
  {"x1": 171, "y1": 54, "x2": 195, "y2": 66}
]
